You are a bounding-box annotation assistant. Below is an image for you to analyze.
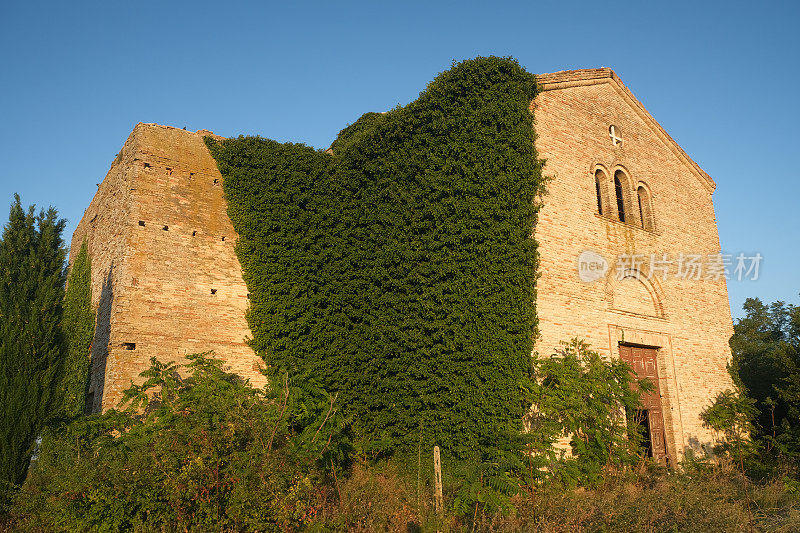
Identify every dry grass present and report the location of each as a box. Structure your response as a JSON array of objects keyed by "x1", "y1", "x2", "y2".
[{"x1": 312, "y1": 461, "x2": 800, "y2": 532}]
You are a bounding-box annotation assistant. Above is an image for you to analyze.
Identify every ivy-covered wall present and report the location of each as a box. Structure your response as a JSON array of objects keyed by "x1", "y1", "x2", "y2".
[
  {"x1": 61, "y1": 239, "x2": 94, "y2": 418},
  {"x1": 206, "y1": 57, "x2": 544, "y2": 458}
]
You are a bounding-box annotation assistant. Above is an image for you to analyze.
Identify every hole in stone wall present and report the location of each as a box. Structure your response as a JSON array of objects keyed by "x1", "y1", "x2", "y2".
[
  {"x1": 121, "y1": 342, "x2": 136, "y2": 350},
  {"x1": 192, "y1": 230, "x2": 197, "y2": 236},
  {"x1": 84, "y1": 392, "x2": 95, "y2": 414},
  {"x1": 138, "y1": 221, "x2": 146, "y2": 227},
  {"x1": 213, "y1": 178, "x2": 219, "y2": 185},
  {"x1": 144, "y1": 162, "x2": 151, "y2": 169},
  {"x1": 163, "y1": 225, "x2": 169, "y2": 231},
  {"x1": 221, "y1": 236, "x2": 226, "y2": 241},
  {"x1": 211, "y1": 289, "x2": 217, "y2": 295},
  {"x1": 166, "y1": 167, "x2": 172, "y2": 176}
]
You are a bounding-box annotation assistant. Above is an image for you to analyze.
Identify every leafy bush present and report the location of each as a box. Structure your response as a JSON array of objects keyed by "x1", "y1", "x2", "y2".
[
  {"x1": 702, "y1": 389, "x2": 759, "y2": 466},
  {"x1": 206, "y1": 56, "x2": 545, "y2": 460},
  {"x1": 7, "y1": 345, "x2": 797, "y2": 531},
  {"x1": 525, "y1": 339, "x2": 652, "y2": 486},
  {"x1": 9, "y1": 354, "x2": 347, "y2": 531}
]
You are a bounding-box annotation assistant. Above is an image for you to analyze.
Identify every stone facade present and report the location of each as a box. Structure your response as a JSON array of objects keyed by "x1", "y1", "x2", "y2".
[
  {"x1": 70, "y1": 69, "x2": 734, "y2": 459},
  {"x1": 532, "y1": 69, "x2": 734, "y2": 461},
  {"x1": 69, "y1": 124, "x2": 266, "y2": 412}
]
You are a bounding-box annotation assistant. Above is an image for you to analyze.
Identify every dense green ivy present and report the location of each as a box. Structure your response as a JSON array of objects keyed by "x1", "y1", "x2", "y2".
[
  {"x1": 206, "y1": 57, "x2": 544, "y2": 459},
  {"x1": 61, "y1": 239, "x2": 94, "y2": 418}
]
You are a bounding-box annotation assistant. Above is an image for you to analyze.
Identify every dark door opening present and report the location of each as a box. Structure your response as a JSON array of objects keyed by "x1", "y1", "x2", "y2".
[
  {"x1": 619, "y1": 344, "x2": 668, "y2": 464},
  {"x1": 630, "y1": 409, "x2": 653, "y2": 458}
]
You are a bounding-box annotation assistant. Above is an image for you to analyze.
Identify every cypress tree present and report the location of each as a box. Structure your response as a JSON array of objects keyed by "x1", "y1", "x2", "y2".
[
  {"x1": 0, "y1": 194, "x2": 67, "y2": 490},
  {"x1": 60, "y1": 239, "x2": 94, "y2": 418}
]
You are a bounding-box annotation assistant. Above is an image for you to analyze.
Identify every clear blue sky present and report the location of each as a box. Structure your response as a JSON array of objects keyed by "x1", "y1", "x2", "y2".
[{"x1": 1, "y1": 0, "x2": 797, "y2": 318}]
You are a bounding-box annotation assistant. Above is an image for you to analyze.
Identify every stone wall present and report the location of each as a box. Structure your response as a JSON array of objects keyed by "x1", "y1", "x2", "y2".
[
  {"x1": 70, "y1": 124, "x2": 265, "y2": 411},
  {"x1": 532, "y1": 69, "x2": 735, "y2": 461}
]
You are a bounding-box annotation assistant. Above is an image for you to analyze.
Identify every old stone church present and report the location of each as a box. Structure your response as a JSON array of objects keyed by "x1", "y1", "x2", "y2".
[{"x1": 70, "y1": 68, "x2": 734, "y2": 464}]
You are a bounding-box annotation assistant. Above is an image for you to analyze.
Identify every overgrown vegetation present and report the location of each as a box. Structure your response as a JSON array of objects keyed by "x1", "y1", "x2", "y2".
[
  {"x1": 2, "y1": 54, "x2": 799, "y2": 530},
  {"x1": 59, "y1": 239, "x2": 94, "y2": 418},
  {"x1": 9, "y1": 354, "x2": 348, "y2": 531},
  {"x1": 206, "y1": 56, "x2": 545, "y2": 460},
  {"x1": 5, "y1": 350, "x2": 799, "y2": 531},
  {"x1": 728, "y1": 298, "x2": 800, "y2": 465},
  {"x1": 0, "y1": 195, "x2": 67, "y2": 508},
  {"x1": 526, "y1": 339, "x2": 652, "y2": 486}
]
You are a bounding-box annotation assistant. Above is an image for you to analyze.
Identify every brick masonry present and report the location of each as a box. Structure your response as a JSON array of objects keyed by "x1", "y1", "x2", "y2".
[
  {"x1": 70, "y1": 124, "x2": 266, "y2": 413},
  {"x1": 70, "y1": 69, "x2": 734, "y2": 459},
  {"x1": 533, "y1": 69, "x2": 734, "y2": 461}
]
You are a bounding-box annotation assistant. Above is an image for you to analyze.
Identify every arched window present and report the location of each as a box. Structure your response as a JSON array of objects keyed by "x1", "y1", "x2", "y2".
[
  {"x1": 637, "y1": 186, "x2": 654, "y2": 231},
  {"x1": 594, "y1": 169, "x2": 606, "y2": 215},
  {"x1": 614, "y1": 174, "x2": 626, "y2": 223}
]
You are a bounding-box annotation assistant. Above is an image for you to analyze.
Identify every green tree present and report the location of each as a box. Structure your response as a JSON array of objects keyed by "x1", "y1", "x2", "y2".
[
  {"x1": 0, "y1": 194, "x2": 67, "y2": 496},
  {"x1": 730, "y1": 297, "x2": 800, "y2": 459},
  {"x1": 60, "y1": 239, "x2": 94, "y2": 418},
  {"x1": 526, "y1": 339, "x2": 651, "y2": 486},
  {"x1": 701, "y1": 389, "x2": 758, "y2": 464}
]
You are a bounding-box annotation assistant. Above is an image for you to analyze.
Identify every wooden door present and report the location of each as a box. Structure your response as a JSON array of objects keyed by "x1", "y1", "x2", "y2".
[{"x1": 619, "y1": 344, "x2": 668, "y2": 462}]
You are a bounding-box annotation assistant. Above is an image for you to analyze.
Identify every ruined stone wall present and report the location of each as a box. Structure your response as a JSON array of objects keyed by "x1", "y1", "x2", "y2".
[
  {"x1": 70, "y1": 124, "x2": 265, "y2": 411},
  {"x1": 532, "y1": 69, "x2": 735, "y2": 461}
]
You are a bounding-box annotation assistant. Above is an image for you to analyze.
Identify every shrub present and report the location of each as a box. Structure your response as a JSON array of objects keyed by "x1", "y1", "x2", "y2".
[
  {"x1": 9, "y1": 354, "x2": 346, "y2": 531},
  {"x1": 525, "y1": 339, "x2": 652, "y2": 486}
]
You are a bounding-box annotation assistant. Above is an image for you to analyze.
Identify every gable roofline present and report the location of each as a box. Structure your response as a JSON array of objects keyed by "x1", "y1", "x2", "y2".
[{"x1": 536, "y1": 68, "x2": 716, "y2": 192}]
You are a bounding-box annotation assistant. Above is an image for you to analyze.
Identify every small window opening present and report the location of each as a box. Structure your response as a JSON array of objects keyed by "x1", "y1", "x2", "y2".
[
  {"x1": 162, "y1": 225, "x2": 169, "y2": 231},
  {"x1": 192, "y1": 230, "x2": 197, "y2": 236},
  {"x1": 166, "y1": 167, "x2": 172, "y2": 176},
  {"x1": 121, "y1": 342, "x2": 136, "y2": 350},
  {"x1": 143, "y1": 162, "x2": 151, "y2": 169},
  {"x1": 614, "y1": 174, "x2": 626, "y2": 223},
  {"x1": 211, "y1": 289, "x2": 217, "y2": 295},
  {"x1": 213, "y1": 178, "x2": 219, "y2": 185},
  {"x1": 138, "y1": 220, "x2": 146, "y2": 227},
  {"x1": 594, "y1": 170, "x2": 605, "y2": 216},
  {"x1": 221, "y1": 236, "x2": 226, "y2": 242},
  {"x1": 637, "y1": 186, "x2": 654, "y2": 231},
  {"x1": 609, "y1": 125, "x2": 624, "y2": 147}
]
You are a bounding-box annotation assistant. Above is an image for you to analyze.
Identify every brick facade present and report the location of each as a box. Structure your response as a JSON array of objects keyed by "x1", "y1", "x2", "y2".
[
  {"x1": 70, "y1": 69, "x2": 734, "y2": 458},
  {"x1": 69, "y1": 124, "x2": 266, "y2": 412},
  {"x1": 533, "y1": 69, "x2": 734, "y2": 461}
]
